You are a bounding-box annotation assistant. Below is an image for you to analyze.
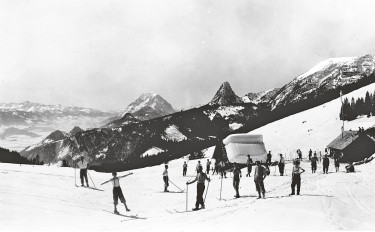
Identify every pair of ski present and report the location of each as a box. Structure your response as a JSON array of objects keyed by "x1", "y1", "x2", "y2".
[
  {"x1": 166, "y1": 208, "x2": 204, "y2": 214},
  {"x1": 102, "y1": 210, "x2": 141, "y2": 219},
  {"x1": 75, "y1": 184, "x2": 104, "y2": 191}
]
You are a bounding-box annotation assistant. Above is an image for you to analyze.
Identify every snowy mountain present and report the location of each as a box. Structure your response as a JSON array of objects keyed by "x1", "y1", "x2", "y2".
[
  {"x1": 251, "y1": 82, "x2": 375, "y2": 158},
  {"x1": 209, "y1": 82, "x2": 243, "y2": 105},
  {"x1": 20, "y1": 53, "x2": 375, "y2": 170},
  {"x1": 270, "y1": 54, "x2": 375, "y2": 109},
  {"x1": 121, "y1": 93, "x2": 175, "y2": 120},
  {"x1": 102, "y1": 93, "x2": 176, "y2": 126},
  {"x1": 242, "y1": 88, "x2": 280, "y2": 104}
]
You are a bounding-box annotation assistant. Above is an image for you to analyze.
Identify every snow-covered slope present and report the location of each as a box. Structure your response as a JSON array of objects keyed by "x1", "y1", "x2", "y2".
[
  {"x1": 1, "y1": 156, "x2": 374, "y2": 231},
  {"x1": 271, "y1": 54, "x2": 375, "y2": 109},
  {"x1": 250, "y1": 83, "x2": 375, "y2": 160}
]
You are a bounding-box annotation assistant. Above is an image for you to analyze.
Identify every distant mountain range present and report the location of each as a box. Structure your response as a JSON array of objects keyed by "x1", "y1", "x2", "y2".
[
  {"x1": 20, "y1": 53, "x2": 375, "y2": 171},
  {"x1": 101, "y1": 93, "x2": 176, "y2": 127}
]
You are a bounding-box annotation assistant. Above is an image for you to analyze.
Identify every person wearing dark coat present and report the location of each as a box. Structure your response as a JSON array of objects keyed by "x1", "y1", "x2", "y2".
[
  {"x1": 322, "y1": 155, "x2": 330, "y2": 174},
  {"x1": 278, "y1": 154, "x2": 285, "y2": 176}
]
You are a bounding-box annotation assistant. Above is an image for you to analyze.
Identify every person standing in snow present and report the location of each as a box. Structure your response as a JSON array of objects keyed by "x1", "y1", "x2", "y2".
[
  {"x1": 232, "y1": 163, "x2": 242, "y2": 198},
  {"x1": 163, "y1": 165, "x2": 169, "y2": 192},
  {"x1": 266, "y1": 151, "x2": 272, "y2": 166},
  {"x1": 254, "y1": 161, "x2": 267, "y2": 199},
  {"x1": 186, "y1": 166, "x2": 210, "y2": 210},
  {"x1": 206, "y1": 159, "x2": 211, "y2": 174},
  {"x1": 104, "y1": 172, "x2": 131, "y2": 214},
  {"x1": 196, "y1": 161, "x2": 202, "y2": 173},
  {"x1": 291, "y1": 160, "x2": 305, "y2": 195},
  {"x1": 297, "y1": 149, "x2": 302, "y2": 161},
  {"x1": 334, "y1": 158, "x2": 340, "y2": 172},
  {"x1": 76, "y1": 156, "x2": 89, "y2": 187},
  {"x1": 183, "y1": 161, "x2": 188, "y2": 177},
  {"x1": 322, "y1": 155, "x2": 330, "y2": 174},
  {"x1": 278, "y1": 154, "x2": 285, "y2": 176},
  {"x1": 311, "y1": 153, "x2": 318, "y2": 173},
  {"x1": 308, "y1": 149, "x2": 312, "y2": 161},
  {"x1": 220, "y1": 160, "x2": 227, "y2": 178},
  {"x1": 246, "y1": 155, "x2": 253, "y2": 177}
]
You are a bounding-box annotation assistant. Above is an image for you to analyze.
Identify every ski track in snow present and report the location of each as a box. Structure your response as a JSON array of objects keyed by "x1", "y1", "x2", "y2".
[{"x1": 1, "y1": 157, "x2": 374, "y2": 231}]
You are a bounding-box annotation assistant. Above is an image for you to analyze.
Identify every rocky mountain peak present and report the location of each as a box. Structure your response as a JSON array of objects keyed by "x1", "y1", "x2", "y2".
[
  {"x1": 210, "y1": 81, "x2": 242, "y2": 105},
  {"x1": 45, "y1": 130, "x2": 67, "y2": 142},
  {"x1": 69, "y1": 126, "x2": 83, "y2": 136}
]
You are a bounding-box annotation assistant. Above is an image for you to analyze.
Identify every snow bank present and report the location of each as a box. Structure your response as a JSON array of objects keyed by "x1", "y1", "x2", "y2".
[
  {"x1": 141, "y1": 147, "x2": 164, "y2": 158},
  {"x1": 162, "y1": 125, "x2": 187, "y2": 142}
]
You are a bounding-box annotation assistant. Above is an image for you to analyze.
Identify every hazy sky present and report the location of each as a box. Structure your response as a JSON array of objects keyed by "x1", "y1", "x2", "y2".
[{"x1": 1, "y1": 0, "x2": 375, "y2": 111}]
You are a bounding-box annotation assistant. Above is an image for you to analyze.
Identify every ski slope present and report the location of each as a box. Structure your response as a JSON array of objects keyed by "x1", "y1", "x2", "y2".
[
  {"x1": 1, "y1": 157, "x2": 374, "y2": 231},
  {"x1": 251, "y1": 83, "x2": 375, "y2": 160}
]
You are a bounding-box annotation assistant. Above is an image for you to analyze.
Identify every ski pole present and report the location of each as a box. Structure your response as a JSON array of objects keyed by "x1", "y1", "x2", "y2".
[
  {"x1": 219, "y1": 175, "x2": 223, "y2": 200},
  {"x1": 186, "y1": 184, "x2": 188, "y2": 211},
  {"x1": 74, "y1": 161, "x2": 77, "y2": 186},
  {"x1": 169, "y1": 179, "x2": 184, "y2": 192},
  {"x1": 204, "y1": 179, "x2": 210, "y2": 204},
  {"x1": 87, "y1": 170, "x2": 97, "y2": 189}
]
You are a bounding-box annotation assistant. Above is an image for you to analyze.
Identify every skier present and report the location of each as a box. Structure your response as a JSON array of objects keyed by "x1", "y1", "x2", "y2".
[
  {"x1": 254, "y1": 161, "x2": 267, "y2": 199},
  {"x1": 163, "y1": 164, "x2": 169, "y2": 192},
  {"x1": 232, "y1": 163, "x2": 242, "y2": 198},
  {"x1": 345, "y1": 162, "x2": 355, "y2": 173},
  {"x1": 308, "y1": 149, "x2": 312, "y2": 161},
  {"x1": 76, "y1": 156, "x2": 89, "y2": 187},
  {"x1": 266, "y1": 151, "x2": 272, "y2": 166},
  {"x1": 278, "y1": 154, "x2": 285, "y2": 176},
  {"x1": 206, "y1": 159, "x2": 211, "y2": 174},
  {"x1": 104, "y1": 172, "x2": 131, "y2": 214},
  {"x1": 183, "y1": 161, "x2": 188, "y2": 177},
  {"x1": 291, "y1": 160, "x2": 305, "y2": 195},
  {"x1": 220, "y1": 160, "x2": 227, "y2": 178},
  {"x1": 186, "y1": 166, "x2": 210, "y2": 210},
  {"x1": 246, "y1": 155, "x2": 253, "y2": 177},
  {"x1": 322, "y1": 155, "x2": 330, "y2": 174},
  {"x1": 196, "y1": 161, "x2": 202, "y2": 173},
  {"x1": 297, "y1": 149, "x2": 302, "y2": 161},
  {"x1": 334, "y1": 158, "x2": 340, "y2": 172},
  {"x1": 311, "y1": 153, "x2": 318, "y2": 173}
]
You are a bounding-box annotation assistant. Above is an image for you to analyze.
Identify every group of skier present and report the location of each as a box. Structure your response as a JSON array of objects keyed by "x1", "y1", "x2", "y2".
[{"x1": 74, "y1": 146, "x2": 356, "y2": 215}]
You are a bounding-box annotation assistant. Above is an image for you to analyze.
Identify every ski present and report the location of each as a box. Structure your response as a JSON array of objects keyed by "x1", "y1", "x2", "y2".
[
  {"x1": 102, "y1": 210, "x2": 139, "y2": 218},
  {"x1": 75, "y1": 185, "x2": 103, "y2": 191},
  {"x1": 166, "y1": 208, "x2": 204, "y2": 214}
]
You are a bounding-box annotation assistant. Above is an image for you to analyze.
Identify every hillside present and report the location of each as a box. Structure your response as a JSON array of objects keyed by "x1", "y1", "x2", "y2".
[
  {"x1": 20, "y1": 54, "x2": 375, "y2": 171},
  {"x1": 0, "y1": 157, "x2": 374, "y2": 230},
  {"x1": 251, "y1": 83, "x2": 375, "y2": 159}
]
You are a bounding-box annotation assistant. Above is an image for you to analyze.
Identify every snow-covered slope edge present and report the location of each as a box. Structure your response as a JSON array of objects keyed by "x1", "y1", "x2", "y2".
[{"x1": 250, "y1": 83, "x2": 375, "y2": 158}]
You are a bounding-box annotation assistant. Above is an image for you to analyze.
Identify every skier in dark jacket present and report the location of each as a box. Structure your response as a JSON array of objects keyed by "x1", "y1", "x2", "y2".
[
  {"x1": 308, "y1": 149, "x2": 312, "y2": 161},
  {"x1": 206, "y1": 159, "x2": 211, "y2": 174},
  {"x1": 254, "y1": 161, "x2": 267, "y2": 199},
  {"x1": 291, "y1": 160, "x2": 305, "y2": 195},
  {"x1": 266, "y1": 151, "x2": 272, "y2": 166},
  {"x1": 311, "y1": 153, "x2": 318, "y2": 173},
  {"x1": 232, "y1": 163, "x2": 242, "y2": 198},
  {"x1": 246, "y1": 155, "x2": 253, "y2": 177},
  {"x1": 187, "y1": 166, "x2": 210, "y2": 210},
  {"x1": 183, "y1": 162, "x2": 188, "y2": 176},
  {"x1": 278, "y1": 154, "x2": 285, "y2": 176},
  {"x1": 334, "y1": 158, "x2": 340, "y2": 172},
  {"x1": 322, "y1": 155, "x2": 330, "y2": 174}
]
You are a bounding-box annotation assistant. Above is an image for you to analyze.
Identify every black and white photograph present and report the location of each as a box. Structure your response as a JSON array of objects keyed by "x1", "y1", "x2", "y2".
[{"x1": 1, "y1": 0, "x2": 375, "y2": 231}]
